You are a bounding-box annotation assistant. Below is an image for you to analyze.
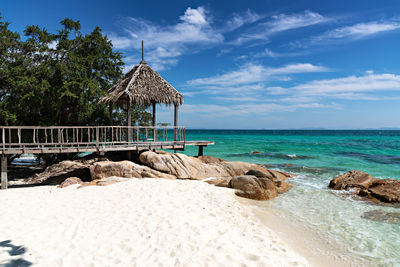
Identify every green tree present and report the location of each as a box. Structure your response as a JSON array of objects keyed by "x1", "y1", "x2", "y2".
[{"x1": 0, "y1": 16, "x2": 152, "y2": 127}]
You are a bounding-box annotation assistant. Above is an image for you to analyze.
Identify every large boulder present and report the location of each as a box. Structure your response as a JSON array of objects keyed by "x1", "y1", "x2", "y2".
[
  {"x1": 329, "y1": 170, "x2": 400, "y2": 204},
  {"x1": 90, "y1": 160, "x2": 176, "y2": 180},
  {"x1": 139, "y1": 151, "x2": 285, "y2": 182},
  {"x1": 229, "y1": 175, "x2": 278, "y2": 200},
  {"x1": 329, "y1": 170, "x2": 376, "y2": 191},
  {"x1": 368, "y1": 179, "x2": 400, "y2": 203},
  {"x1": 245, "y1": 169, "x2": 292, "y2": 193},
  {"x1": 27, "y1": 159, "x2": 98, "y2": 185}
]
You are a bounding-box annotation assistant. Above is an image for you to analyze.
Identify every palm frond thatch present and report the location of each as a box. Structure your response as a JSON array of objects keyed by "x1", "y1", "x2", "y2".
[{"x1": 100, "y1": 62, "x2": 184, "y2": 106}]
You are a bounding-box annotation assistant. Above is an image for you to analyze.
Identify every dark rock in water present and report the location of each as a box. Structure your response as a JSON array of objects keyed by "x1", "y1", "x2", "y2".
[
  {"x1": 329, "y1": 170, "x2": 377, "y2": 191},
  {"x1": 329, "y1": 170, "x2": 400, "y2": 204},
  {"x1": 362, "y1": 210, "x2": 400, "y2": 224},
  {"x1": 368, "y1": 179, "x2": 400, "y2": 203},
  {"x1": 272, "y1": 163, "x2": 342, "y2": 175}
]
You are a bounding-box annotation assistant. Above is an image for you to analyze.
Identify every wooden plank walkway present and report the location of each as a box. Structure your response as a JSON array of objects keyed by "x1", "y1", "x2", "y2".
[{"x1": 0, "y1": 125, "x2": 214, "y2": 189}]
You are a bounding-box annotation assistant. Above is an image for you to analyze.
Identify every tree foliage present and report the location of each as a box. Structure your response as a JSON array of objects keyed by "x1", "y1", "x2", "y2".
[{"x1": 0, "y1": 16, "x2": 152, "y2": 126}]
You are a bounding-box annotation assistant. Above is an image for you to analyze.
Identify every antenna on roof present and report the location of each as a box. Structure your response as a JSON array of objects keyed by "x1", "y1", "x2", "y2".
[{"x1": 141, "y1": 40, "x2": 145, "y2": 64}]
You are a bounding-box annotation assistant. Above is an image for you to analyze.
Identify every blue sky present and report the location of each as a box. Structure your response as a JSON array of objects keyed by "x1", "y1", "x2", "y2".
[{"x1": 2, "y1": 0, "x2": 400, "y2": 129}]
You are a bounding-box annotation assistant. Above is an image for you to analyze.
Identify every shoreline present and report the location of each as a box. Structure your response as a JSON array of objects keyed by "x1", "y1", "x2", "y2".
[{"x1": 236, "y1": 197, "x2": 371, "y2": 267}]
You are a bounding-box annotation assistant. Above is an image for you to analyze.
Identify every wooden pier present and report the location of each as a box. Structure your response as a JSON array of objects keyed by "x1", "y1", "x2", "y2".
[{"x1": 0, "y1": 125, "x2": 214, "y2": 189}]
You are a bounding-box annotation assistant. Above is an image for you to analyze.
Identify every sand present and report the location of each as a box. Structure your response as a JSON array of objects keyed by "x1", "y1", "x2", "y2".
[{"x1": 0, "y1": 178, "x2": 309, "y2": 267}]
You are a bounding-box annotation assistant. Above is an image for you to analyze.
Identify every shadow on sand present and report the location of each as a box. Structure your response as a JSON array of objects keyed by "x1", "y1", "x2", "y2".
[{"x1": 0, "y1": 240, "x2": 32, "y2": 267}]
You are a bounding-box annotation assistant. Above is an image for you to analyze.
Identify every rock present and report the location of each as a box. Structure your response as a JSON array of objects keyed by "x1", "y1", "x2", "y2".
[
  {"x1": 139, "y1": 151, "x2": 281, "y2": 182},
  {"x1": 27, "y1": 159, "x2": 98, "y2": 185},
  {"x1": 197, "y1": 155, "x2": 226, "y2": 164},
  {"x1": 80, "y1": 176, "x2": 131, "y2": 188},
  {"x1": 329, "y1": 170, "x2": 376, "y2": 191},
  {"x1": 245, "y1": 169, "x2": 292, "y2": 193},
  {"x1": 329, "y1": 170, "x2": 400, "y2": 204},
  {"x1": 368, "y1": 179, "x2": 400, "y2": 203},
  {"x1": 201, "y1": 177, "x2": 232, "y2": 187},
  {"x1": 229, "y1": 175, "x2": 278, "y2": 200},
  {"x1": 362, "y1": 210, "x2": 400, "y2": 224},
  {"x1": 58, "y1": 177, "x2": 83, "y2": 188},
  {"x1": 90, "y1": 160, "x2": 176, "y2": 180}
]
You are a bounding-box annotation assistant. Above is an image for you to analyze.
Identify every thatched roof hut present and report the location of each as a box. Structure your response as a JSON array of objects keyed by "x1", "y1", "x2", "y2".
[
  {"x1": 100, "y1": 42, "x2": 184, "y2": 129},
  {"x1": 100, "y1": 61, "x2": 183, "y2": 107}
]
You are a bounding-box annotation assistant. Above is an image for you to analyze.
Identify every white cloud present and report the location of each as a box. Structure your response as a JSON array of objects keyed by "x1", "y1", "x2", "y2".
[
  {"x1": 109, "y1": 6, "x2": 223, "y2": 70},
  {"x1": 179, "y1": 7, "x2": 208, "y2": 25},
  {"x1": 324, "y1": 21, "x2": 400, "y2": 39},
  {"x1": 188, "y1": 63, "x2": 328, "y2": 87},
  {"x1": 268, "y1": 73, "x2": 400, "y2": 98},
  {"x1": 108, "y1": 35, "x2": 133, "y2": 49},
  {"x1": 266, "y1": 10, "x2": 329, "y2": 34},
  {"x1": 224, "y1": 9, "x2": 262, "y2": 31},
  {"x1": 232, "y1": 11, "x2": 329, "y2": 45},
  {"x1": 297, "y1": 21, "x2": 400, "y2": 47},
  {"x1": 252, "y1": 48, "x2": 308, "y2": 58},
  {"x1": 181, "y1": 102, "x2": 333, "y2": 117}
]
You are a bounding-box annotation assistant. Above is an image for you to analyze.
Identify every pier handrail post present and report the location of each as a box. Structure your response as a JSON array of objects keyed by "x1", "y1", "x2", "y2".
[
  {"x1": 2, "y1": 128, "x2": 5, "y2": 151},
  {"x1": 1, "y1": 155, "x2": 7, "y2": 189},
  {"x1": 96, "y1": 127, "x2": 99, "y2": 147}
]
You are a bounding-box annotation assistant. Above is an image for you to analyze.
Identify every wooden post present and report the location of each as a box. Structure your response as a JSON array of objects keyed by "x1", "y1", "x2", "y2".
[
  {"x1": 109, "y1": 103, "x2": 113, "y2": 126},
  {"x1": 198, "y1": 145, "x2": 204, "y2": 157},
  {"x1": 152, "y1": 102, "x2": 156, "y2": 141},
  {"x1": 1, "y1": 156, "x2": 7, "y2": 189},
  {"x1": 174, "y1": 104, "x2": 178, "y2": 153},
  {"x1": 174, "y1": 104, "x2": 178, "y2": 141},
  {"x1": 127, "y1": 100, "x2": 132, "y2": 143}
]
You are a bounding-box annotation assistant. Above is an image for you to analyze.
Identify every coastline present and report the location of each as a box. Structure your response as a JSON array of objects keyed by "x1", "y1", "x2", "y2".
[{"x1": 0, "y1": 178, "x2": 309, "y2": 266}]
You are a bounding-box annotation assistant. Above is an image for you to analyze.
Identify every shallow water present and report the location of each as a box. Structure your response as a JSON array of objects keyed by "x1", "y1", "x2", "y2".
[{"x1": 182, "y1": 130, "x2": 400, "y2": 266}]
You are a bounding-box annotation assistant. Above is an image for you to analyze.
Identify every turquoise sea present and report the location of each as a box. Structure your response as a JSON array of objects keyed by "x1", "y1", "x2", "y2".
[{"x1": 183, "y1": 130, "x2": 400, "y2": 266}]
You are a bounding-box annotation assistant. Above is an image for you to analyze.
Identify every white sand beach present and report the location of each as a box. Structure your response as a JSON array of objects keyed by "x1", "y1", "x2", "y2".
[{"x1": 0, "y1": 178, "x2": 309, "y2": 266}]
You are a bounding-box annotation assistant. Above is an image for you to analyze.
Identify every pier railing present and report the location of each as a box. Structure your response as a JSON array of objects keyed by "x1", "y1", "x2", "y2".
[{"x1": 0, "y1": 126, "x2": 185, "y2": 154}]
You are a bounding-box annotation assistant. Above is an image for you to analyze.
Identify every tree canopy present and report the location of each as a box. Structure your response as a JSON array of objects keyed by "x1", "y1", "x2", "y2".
[{"x1": 0, "y1": 15, "x2": 152, "y2": 126}]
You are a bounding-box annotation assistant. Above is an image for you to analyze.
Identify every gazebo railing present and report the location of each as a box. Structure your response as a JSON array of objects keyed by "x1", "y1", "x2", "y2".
[{"x1": 0, "y1": 126, "x2": 185, "y2": 152}]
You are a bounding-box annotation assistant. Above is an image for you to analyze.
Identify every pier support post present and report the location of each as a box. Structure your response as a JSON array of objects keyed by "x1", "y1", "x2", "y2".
[
  {"x1": 198, "y1": 145, "x2": 204, "y2": 157},
  {"x1": 1, "y1": 156, "x2": 7, "y2": 189}
]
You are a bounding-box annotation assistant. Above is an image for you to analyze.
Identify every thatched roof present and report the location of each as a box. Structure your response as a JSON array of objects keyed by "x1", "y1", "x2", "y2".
[{"x1": 100, "y1": 61, "x2": 184, "y2": 106}]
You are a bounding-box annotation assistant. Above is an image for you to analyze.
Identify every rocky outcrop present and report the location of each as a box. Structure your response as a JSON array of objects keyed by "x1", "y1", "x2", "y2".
[
  {"x1": 229, "y1": 169, "x2": 292, "y2": 200},
  {"x1": 28, "y1": 159, "x2": 99, "y2": 185},
  {"x1": 27, "y1": 150, "x2": 295, "y2": 201},
  {"x1": 139, "y1": 151, "x2": 284, "y2": 181},
  {"x1": 90, "y1": 161, "x2": 176, "y2": 180},
  {"x1": 362, "y1": 210, "x2": 400, "y2": 224},
  {"x1": 329, "y1": 170, "x2": 400, "y2": 204}
]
